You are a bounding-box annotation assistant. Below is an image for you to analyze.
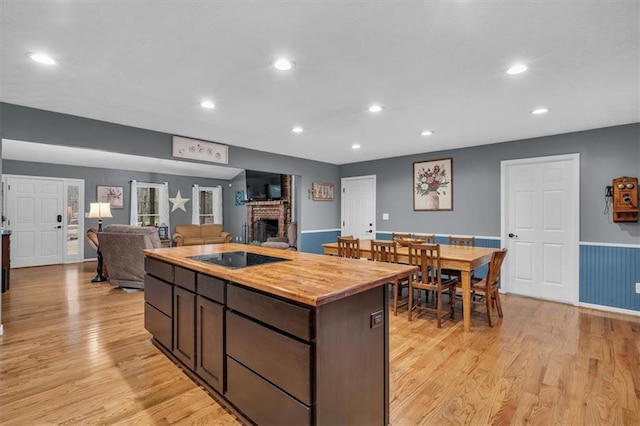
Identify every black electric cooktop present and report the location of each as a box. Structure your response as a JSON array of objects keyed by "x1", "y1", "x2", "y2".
[{"x1": 190, "y1": 251, "x2": 290, "y2": 269}]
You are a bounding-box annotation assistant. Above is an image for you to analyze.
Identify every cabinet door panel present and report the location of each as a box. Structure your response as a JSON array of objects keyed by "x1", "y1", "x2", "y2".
[
  {"x1": 227, "y1": 357, "x2": 310, "y2": 426},
  {"x1": 144, "y1": 302, "x2": 172, "y2": 350},
  {"x1": 227, "y1": 284, "x2": 311, "y2": 341},
  {"x1": 144, "y1": 274, "x2": 173, "y2": 316},
  {"x1": 145, "y1": 257, "x2": 174, "y2": 282},
  {"x1": 173, "y1": 286, "x2": 196, "y2": 370},
  {"x1": 196, "y1": 296, "x2": 224, "y2": 393},
  {"x1": 227, "y1": 311, "x2": 311, "y2": 405}
]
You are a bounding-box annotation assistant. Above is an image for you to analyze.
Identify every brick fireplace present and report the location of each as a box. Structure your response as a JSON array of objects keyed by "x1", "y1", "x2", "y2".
[
  {"x1": 246, "y1": 200, "x2": 291, "y2": 242},
  {"x1": 246, "y1": 174, "x2": 292, "y2": 243}
]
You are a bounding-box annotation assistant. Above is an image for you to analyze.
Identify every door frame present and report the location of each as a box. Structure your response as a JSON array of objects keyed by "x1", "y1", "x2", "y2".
[
  {"x1": 341, "y1": 175, "x2": 376, "y2": 238},
  {"x1": 3, "y1": 174, "x2": 85, "y2": 265},
  {"x1": 500, "y1": 153, "x2": 580, "y2": 305}
]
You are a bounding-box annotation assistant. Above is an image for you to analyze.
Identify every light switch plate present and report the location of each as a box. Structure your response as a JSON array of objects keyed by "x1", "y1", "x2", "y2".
[
  {"x1": 636, "y1": 283, "x2": 640, "y2": 294},
  {"x1": 382, "y1": 213, "x2": 389, "y2": 220}
]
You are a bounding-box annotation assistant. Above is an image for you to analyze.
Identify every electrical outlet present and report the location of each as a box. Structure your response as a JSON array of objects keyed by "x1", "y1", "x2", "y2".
[{"x1": 636, "y1": 283, "x2": 640, "y2": 294}]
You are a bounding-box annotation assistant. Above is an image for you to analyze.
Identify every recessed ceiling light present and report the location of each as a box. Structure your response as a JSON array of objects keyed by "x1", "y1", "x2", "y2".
[
  {"x1": 273, "y1": 58, "x2": 294, "y2": 71},
  {"x1": 506, "y1": 63, "x2": 528, "y2": 75},
  {"x1": 200, "y1": 100, "x2": 215, "y2": 109},
  {"x1": 292, "y1": 126, "x2": 303, "y2": 133},
  {"x1": 368, "y1": 104, "x2": 384, "y2": 113},
  {"x1": 352, "y1": 144, "x2": 361, "y2": 149},
  {"x1": 420, "y1": 130, "x2": 434, "y2": 136},
  {"x1": 28, "y1": 52, "x2": 56, "y2": 65},
  {"x1": 531, "y1": 107, "x2": 549, "y2": 115}
]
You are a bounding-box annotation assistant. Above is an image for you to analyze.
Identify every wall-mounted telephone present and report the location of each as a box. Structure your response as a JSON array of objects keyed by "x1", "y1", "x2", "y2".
[{"x1": 611, "y1": 176, "x2": 638, "y2": 223}]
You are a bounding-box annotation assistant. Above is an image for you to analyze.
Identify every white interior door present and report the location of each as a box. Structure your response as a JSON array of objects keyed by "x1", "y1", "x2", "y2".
[
  {"x1": 501, "y1": 154, "x2": 579, "y2": 305},
  {"x1": 341, "y1": 175, "x2": 376, "y2": 239},
  {"x1": 7, "y1": 176, "x2": 64, "y2": 267}
]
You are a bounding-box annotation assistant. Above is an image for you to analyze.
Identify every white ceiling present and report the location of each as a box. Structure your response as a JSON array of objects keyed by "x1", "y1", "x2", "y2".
[{"x1": 1, "y1": 1, "x2": 638, "y2": 165}]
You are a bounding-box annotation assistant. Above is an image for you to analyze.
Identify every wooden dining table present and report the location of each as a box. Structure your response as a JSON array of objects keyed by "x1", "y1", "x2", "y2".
[{"x1": 322, "y1": 239, "x2": 498, "y2": 331}]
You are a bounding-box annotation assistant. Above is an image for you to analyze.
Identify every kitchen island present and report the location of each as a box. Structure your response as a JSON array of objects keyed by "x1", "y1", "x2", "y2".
[{"x1": 143, "y1": 243, "x2": 416, "y2": 426}]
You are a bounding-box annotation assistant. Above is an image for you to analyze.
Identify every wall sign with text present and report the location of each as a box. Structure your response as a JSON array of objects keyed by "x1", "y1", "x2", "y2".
[{"x1": 311, "y1": 182, "x2": 335, "y2": 201}]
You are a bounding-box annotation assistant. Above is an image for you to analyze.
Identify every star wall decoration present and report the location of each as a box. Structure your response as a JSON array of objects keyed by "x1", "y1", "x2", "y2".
[{"x1": 169, "y1": 190, "x2": 190, "y2": 212}]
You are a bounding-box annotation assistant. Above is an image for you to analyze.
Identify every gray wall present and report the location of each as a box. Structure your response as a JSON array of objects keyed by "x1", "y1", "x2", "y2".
[
  {"x1": 2, "y1": 159, "x2": 229, "y2": 258},
  {"x1": 0, "y1": 103, "x2": 340, "y2": 232},
  {"x1": 340, "y1": 123, "x2": 640, "y2": 245}
]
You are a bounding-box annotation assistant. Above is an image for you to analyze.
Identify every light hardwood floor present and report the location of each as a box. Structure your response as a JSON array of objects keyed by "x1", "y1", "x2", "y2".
[{"x1": 1, "y1": 262, "x2": 638, "y2": 425}]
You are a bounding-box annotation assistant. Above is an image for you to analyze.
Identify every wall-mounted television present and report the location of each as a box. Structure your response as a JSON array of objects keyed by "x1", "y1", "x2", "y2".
[{"x1": 246, "y1": 170, "x2": 282, "y2": 201}]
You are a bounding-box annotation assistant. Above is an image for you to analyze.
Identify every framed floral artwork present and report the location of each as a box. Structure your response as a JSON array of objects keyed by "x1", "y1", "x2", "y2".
[
  {"x1": 97, "y1": 185, "x2": 124, "y2": 209},
  {"x1": 413, "y1": 158, "x2": 453, "y2": 211}
]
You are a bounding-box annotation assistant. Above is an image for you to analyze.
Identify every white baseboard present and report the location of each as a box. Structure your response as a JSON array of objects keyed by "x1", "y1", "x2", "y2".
[
  {"x1": 0, "y1": 323, "x2": 3, "y2": 335},
  {"x1": 579, "y1": 302, "x2": 640, "y2": 317}
]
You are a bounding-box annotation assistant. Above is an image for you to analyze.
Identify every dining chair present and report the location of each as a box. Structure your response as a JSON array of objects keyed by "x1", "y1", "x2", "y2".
[
  {"x1": 407, "y1": 242, "x2": 456, "y2": 328},
  {"x1": 442, "y1": 235, "x2": 476, "y2": 281},
  {"x1": 469, "y1": 248, "x2": 508, "y2": 326},
  {"x1": 391, "y1": 232, "x2": 412, "y2": 242},
  {"x1": 371, "y1": 240, "x2": 408, "y2": 315},
  {"x1": 337, "y1": 236, "x2": 361, "y2": 259},
  {"x1": 412, "y1": 233, "x2": 436, "y2": 244}
]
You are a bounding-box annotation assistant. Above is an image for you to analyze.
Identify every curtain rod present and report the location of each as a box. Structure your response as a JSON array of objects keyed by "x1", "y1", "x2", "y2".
[{"x1": 129, "y1": 180, "x2": 168, "y2": 185}]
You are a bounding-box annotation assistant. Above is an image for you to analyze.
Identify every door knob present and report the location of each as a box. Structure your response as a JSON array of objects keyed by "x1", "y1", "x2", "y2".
[{"x1": 508, "y1": 233, "x2": 518, "y2": 238}]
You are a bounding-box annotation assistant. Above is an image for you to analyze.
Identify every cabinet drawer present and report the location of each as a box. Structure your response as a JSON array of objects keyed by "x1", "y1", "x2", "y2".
[
  {"x1": 198, "y1": 274, "x2": 225, "y2": 303},
  {"x1": 227, "y1": 284, "x2": 311, "y2": 341},
  {"x1": 226, "y1": 357, "x2": 310, "y2": 426},
  {"x1": 144, "y1": 302, "x2": 172, "y2": 351},
  {"x1": 144, "y1": 275, "x2": 173, "y2": 316},
  {"x1": 175, "y1": 266, "x2": 196, "y2": 292},
  {"x1": 145, "y1": 257, "x2": 174, "y2": 283},
  {"x1": 227, "y1": 312, "x2": 311, "y2": 405}
]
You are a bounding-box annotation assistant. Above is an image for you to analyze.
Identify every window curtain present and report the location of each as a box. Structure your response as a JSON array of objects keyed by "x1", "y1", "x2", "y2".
[
  {"x1": 130, "y1": 180, "x2": 138, "y2": 225},
  {"x1": 159, "y1": 182, "x2": 169, "y2": 231},
  {"x1": 191, "y1": 184, "x2": 200, "y2": 225},
  {"x1": 212, "y1": 186, "x2": 223, "y2": 225}
]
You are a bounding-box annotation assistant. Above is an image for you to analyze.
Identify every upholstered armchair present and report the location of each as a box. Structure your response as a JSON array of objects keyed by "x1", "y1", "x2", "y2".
[
  {"x1": 173, "y1": 224, "x2": 232, "y2": 246},
  {"x1": 98, "y1": 224, "x2": 162, "y2": 289}
]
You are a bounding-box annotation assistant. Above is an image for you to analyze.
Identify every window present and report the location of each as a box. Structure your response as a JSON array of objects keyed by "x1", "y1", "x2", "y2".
[
  {"x1": 192, "y1": 185, "x2": 222, "y2": 225},
  {"x1": 130, "y1": 181, "x2": 169, "y2": 228}
]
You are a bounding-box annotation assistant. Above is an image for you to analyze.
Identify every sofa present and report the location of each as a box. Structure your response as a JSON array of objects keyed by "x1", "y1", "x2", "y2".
[
  {"x1": 98, "y1": 224, "x2": 162, "y2": 289},
  {"x1": 173, "y1": 224, "x2": 232, "y2": 246}
]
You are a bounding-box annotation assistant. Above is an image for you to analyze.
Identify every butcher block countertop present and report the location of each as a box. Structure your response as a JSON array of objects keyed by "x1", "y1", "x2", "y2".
[{"x1": 144, "y1": 243, "x2": 416, "y2": 307}]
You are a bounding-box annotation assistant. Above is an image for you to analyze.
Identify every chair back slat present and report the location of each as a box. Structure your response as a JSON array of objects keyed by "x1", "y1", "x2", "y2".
[
  {"x1": 412, "y1": 233, "x2": 436, "y2": 244},
  {"x1": 370, "y1": 240, "x2": 398, "y2": 263},
  {"x1": 407, "y1": 242, "x2": 441, "y2": 286},
  {"x1": 337, "y1": 236, "x2": 361, "y2": 259},
  {"x1": 486, "y1": 248, "x2": 508, "y2": 287},
  {"x1": 448, "y1": 235, "x2": 476, "y2": 247},
  {"x1": 392, "y1": 232, "x2": 412, "y2": 242}
]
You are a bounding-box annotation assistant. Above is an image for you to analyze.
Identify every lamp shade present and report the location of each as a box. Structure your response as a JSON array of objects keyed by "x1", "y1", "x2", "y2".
[{"x1": 88, "y1": 202, "x2": 113, "y2": 219}]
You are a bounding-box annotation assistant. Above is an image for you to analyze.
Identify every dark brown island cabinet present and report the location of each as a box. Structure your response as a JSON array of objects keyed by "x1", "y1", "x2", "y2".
[{"x1": 143, "y1": 244, "x2": 415, "y2": 426}]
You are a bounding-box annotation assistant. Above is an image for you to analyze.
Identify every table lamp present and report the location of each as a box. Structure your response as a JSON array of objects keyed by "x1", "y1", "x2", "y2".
[{"x1": 88, "y1": 202, "x2": 112, "y2": 282}]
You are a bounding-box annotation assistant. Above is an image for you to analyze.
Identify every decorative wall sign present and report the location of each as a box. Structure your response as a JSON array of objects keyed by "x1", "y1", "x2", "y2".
[
  {"x1": 97, "y1": 185, "x2": 124, "y2": 209},
  {"x1": 413, "y1": 157, "x2": 453, "y2": 211},
  {"x1": 172, "y1": 136, "x2": 228, "y2": 164},
  {"x1": 310, "y1": 182, "x2": 335, "y2": 201},
  {"x1": 169, "y1": 190, "x2": 190, "y2": 212},
  {"x1": 235, "y1": 190, "x2": 245, "y2": 206}
]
